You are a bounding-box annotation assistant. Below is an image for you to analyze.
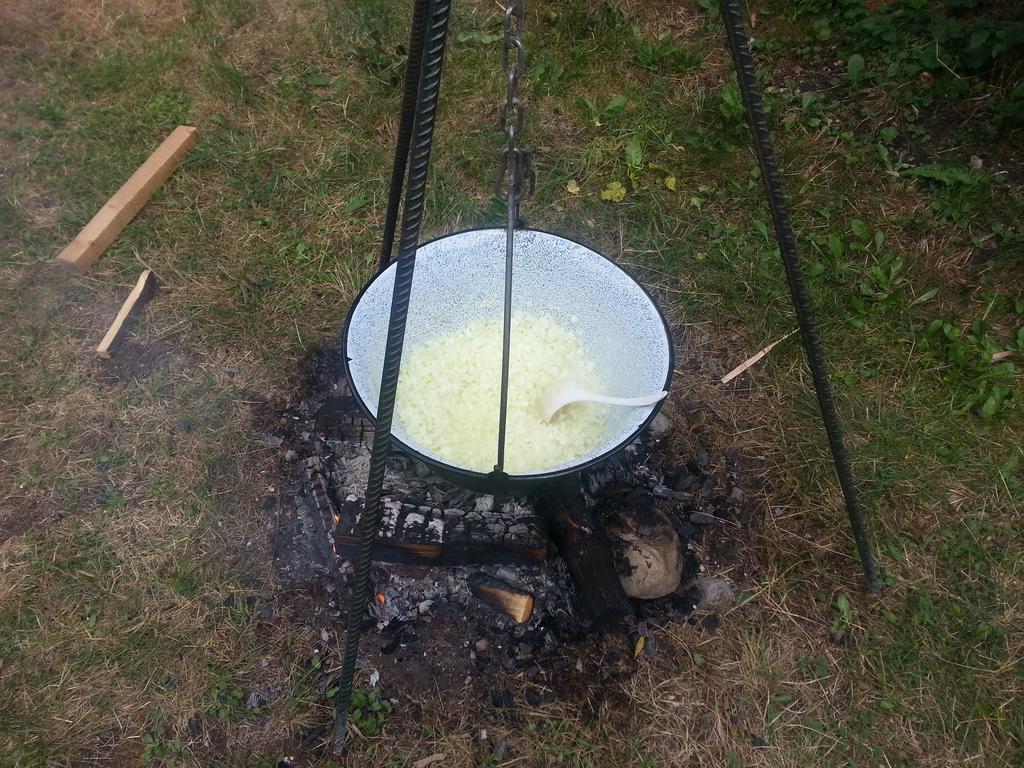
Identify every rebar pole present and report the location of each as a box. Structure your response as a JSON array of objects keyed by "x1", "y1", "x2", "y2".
[
  {"x1": 717, "y1": 0, "x2": 879, "y2": 593},
  {"x1": 375, "y1": 0, "x2": 432, "y2": 275},
  {"x1": 332, "y1": 0, "x2": 453, "y2": 754}
]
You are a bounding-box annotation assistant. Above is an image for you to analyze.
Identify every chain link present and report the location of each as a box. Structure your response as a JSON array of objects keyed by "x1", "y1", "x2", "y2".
[{"x1": 494, "y1": 0, "x2": 534, "y2": 206}]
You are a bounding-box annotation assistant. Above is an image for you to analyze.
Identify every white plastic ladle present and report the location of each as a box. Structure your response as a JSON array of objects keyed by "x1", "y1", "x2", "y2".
[{"x1": 541, "y1": 378, "x2": 668, "y2": 422}]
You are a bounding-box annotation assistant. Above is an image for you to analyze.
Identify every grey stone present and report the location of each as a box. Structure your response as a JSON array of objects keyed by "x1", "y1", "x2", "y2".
[
  {"x1": 693, "y1": 577, "x2": 734, "y2": 613},
  {"x1": 246, "y1": 688, "x2": 274, "y2": 709},
  {"x1": 649, "y1": 412, "x2": 673, "y2": 437}
]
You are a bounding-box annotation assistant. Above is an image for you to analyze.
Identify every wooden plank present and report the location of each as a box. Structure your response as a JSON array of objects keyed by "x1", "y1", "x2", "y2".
[
  {"x1": 96, "y1": 269, "x2": 157, "y2": 358},
  {"x1": 56, "y1": 126, "x2": 198, "y2": 274}
]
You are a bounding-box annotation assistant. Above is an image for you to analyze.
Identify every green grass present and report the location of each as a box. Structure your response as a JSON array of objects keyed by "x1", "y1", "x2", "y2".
[{"x1": 1, "y1": 0, "x2": 1023, "y2": 766}]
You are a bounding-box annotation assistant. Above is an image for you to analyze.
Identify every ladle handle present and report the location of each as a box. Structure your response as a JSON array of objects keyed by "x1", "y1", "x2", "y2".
[{"x1": 587, "y1": 390, "x2": 668, "y2": 408}]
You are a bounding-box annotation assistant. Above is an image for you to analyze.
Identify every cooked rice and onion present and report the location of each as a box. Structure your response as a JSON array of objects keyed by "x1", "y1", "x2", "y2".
[{"x1": 395, "y1": 314, "x2": 608, "y2": 474}]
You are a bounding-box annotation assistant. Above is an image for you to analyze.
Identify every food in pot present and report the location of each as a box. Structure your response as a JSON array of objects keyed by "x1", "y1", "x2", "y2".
[{"x1": 395, "y1": 314, "x2": 608, "y2": 473}]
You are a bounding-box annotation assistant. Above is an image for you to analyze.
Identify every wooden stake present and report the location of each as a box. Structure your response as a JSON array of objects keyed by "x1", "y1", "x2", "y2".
[
  {"x1": 468, "y1": 573, "x2": 535, "y2": 624},
  {"x1": 96, "y1": 269, "x2": 157, "y2": 358},
  {"x1": 56, "y1": 126, "x2": 198, "y2": 274}
]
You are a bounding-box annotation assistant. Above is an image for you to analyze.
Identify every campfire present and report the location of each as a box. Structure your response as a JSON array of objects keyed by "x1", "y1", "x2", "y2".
[{"x1": 269, "y1": 351, "x2": 744, "y2": 664}]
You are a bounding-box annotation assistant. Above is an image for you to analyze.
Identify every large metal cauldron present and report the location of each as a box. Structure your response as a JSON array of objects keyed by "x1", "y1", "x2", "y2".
[{"x1": 343, "y1": 228, "x2": 673, "y2": 494}]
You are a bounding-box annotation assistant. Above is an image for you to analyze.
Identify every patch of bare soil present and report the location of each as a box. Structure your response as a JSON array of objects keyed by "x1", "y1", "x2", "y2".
[
  {"x1": 0, "y1": 495, "x2": 52, "y2": 546},
  {"x1": 91, "y1": 337, "x2": 184, "y2": 384},
  {"x1": 0, "y1": 260, "x2": 193, "y2": 541}
]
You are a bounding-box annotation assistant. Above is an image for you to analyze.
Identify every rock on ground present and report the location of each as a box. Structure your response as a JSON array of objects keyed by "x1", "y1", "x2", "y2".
[{"x1": 608, "y1": 507, "x2": 683, "y2": 599}]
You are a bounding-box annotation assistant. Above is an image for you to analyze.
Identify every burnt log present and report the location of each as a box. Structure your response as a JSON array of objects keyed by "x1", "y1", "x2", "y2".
[
  {"x1": 331, "y1": 498, "x2": 549, "y2": 567},
  {"x1": 332, "y1": 535, "x2": 547, "y2": 567},
  {"x1": 535, "y1": 484, "x2": 632, "y2": 629}
]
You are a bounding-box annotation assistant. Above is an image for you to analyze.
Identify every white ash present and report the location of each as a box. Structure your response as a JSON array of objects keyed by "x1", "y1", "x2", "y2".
[{"x1": 367, "y1": 562, "x2": 577, "y2": 633}]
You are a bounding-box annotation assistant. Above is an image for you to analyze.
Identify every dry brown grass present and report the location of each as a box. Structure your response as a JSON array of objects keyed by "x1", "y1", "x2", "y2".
[
  {"x1": 0, "y1": 260, "x2": 282, "y2": 763},
  {"x1": 0, "y1": 0, "x2": 188, "y2": 51}
]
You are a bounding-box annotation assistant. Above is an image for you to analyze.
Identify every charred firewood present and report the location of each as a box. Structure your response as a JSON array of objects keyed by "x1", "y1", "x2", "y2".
[
  {"x1": 535, "y1": 483, "x2": 632, "y2": 629},
  {"x1": 468, "y1": 573, "x2": 535, "y2": 624},
  {"x1": 332, "y1": 500, "x2": 549, "y2": 566}
]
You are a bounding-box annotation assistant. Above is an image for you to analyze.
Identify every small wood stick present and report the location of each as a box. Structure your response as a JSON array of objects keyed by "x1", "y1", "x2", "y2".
[
  {"x1": 56, "y1": 126, "x2": 198, "y2": 274},
  {"x1": 96, "y1": 269, "x2": 157, "y2": 358},
  {"x1": 720, "y1": 330, "x2": 796, "y2": 385}
]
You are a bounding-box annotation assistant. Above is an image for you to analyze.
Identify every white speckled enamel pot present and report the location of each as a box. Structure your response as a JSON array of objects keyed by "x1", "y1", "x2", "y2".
[{"x1": 343, "y1": 228, "x2": 673, "y2": 494}]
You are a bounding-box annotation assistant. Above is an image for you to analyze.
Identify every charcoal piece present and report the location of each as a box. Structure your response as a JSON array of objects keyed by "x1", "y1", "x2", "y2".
[
  {"x1": 700, "y1": 614, "x2": 721, "y2": 632},
  {"x1": 490, "y1": 689, "x2": 514, "y2": 708},
  {"x1": 314, "y1": 395, "x2": 364, "y2": 435},
  {"x1": 698, "y1": 476, "x2": 716, "y2": 498},
  {"x1": 690, "y1": 510, "x2": 719, "y2": 526},
  {"x1": 671, "y1": 468, "x2": 697, "y2": 491}
]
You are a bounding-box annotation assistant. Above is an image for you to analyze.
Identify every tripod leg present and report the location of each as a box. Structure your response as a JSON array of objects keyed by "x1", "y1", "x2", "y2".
[
  {"x1": 717, "y1": 0, "x2": 880, "y2": 593},
  {"x1": 331, "y1": 0, "x2": 454, "y2": 754},
  {"x1": 376, "y1": 0, "x2": 433, "y2": 275}
]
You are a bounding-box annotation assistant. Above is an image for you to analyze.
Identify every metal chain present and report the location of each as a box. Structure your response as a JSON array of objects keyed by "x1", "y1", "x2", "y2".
[
  {"x1": 492, "y1": 0, "x2": 532, "y2": 474},
  {"x1": 493, "y1": 0, "x2": 534, "y2": 208}
]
